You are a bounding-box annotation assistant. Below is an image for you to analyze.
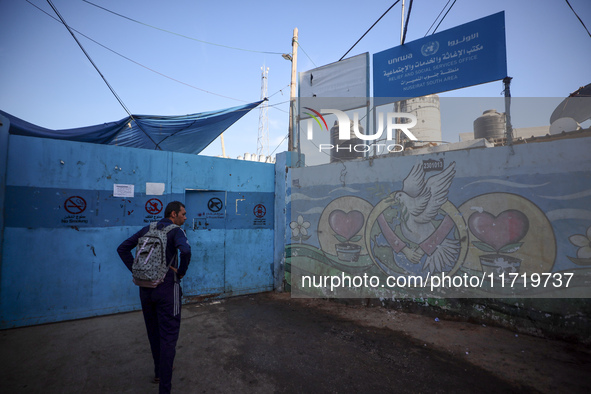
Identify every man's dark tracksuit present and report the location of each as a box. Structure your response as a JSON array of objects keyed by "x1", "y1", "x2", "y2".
[{"x1": 117, "y1": 218, "x2": 191, "y2": 393}]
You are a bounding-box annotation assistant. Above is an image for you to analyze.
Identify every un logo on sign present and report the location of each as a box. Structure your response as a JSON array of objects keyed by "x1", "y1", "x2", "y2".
[{"x1": 421, "y1": 41, "x2": 439, "y2": 56}]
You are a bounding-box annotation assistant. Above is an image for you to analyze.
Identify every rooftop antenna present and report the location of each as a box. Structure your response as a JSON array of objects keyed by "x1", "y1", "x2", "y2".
[{"x1": 257, "y1": 65, "x2": 270, "y2": 156}]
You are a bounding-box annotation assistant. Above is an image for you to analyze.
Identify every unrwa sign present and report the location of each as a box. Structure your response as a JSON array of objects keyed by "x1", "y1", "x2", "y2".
[{"x1": 373, "y1": 12, "x2": 507, "y2": 99}]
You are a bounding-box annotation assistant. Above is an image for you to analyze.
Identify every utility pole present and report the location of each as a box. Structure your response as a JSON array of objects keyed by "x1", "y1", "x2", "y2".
[{"x1": 287, "y1": 28, "x2": 298, "y2": 152}]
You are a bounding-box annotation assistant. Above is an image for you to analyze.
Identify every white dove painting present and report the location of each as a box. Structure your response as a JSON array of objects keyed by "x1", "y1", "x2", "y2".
[{"x1": 390, "y1": 161, "x2": 460, "y2": 274}]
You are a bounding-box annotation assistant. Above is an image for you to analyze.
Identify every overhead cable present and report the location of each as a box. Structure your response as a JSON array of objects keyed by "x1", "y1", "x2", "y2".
[
  {"x1": 339, "y1": 0, "x2": 401, "y2": 61},
  {"x1": 27, "y1": 0, "x2": 250, "y2": 103},
  {"x1": 45, "y1": 0, "x2": 160, "y2": 149},
  {"x1": 82, "y1": 0, "x2": 285, "y2": 55},
  {"x1": 294, "y1": 40, "x2": 317, "y2": 68},
  {"x1": 267, "y1": 84, "x2": 291, "y2": 99},
  {"x1": 565, "y1": 0, "x2": 591, "y2": 38},
  {"x1": 267, "y1": 100, "x2": 289, "y2": 114},
  {"x1": 270, "y1": 134, "x2": 289, "y2": 155},
  {"x1": 424, "y1": 0, "x2": 452, "y2": 36},
  {"x1": 432, "y1": 0, "x2": 458, "y2": 34}
]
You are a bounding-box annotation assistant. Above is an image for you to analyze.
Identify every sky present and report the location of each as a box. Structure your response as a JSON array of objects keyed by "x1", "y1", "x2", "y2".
[{"x1": 1, "y1": 0, "x2": 590, "y2": 161}]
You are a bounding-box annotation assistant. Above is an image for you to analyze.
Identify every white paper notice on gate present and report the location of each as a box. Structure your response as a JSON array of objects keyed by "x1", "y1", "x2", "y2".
[
  {"x1": 113, "y1": 184, "x2": 134, "y2": 198},
  {"x1": 146, "y1": 182, "x2": 165, "y2": 196}
]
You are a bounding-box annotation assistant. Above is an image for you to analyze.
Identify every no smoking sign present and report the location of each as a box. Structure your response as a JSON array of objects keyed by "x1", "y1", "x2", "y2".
[{"x1": 64, "y1": 196, "x2": 87, "y2": 215}]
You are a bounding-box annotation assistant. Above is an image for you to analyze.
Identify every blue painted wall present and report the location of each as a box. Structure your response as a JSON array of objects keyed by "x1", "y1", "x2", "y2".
[{"x1": 0, "y1": 130, "x2": 275, "y2": 329}]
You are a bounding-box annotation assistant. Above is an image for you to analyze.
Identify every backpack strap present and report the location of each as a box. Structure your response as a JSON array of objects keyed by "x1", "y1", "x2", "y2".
[
  {"x1": 162, "y1": 224, "x2": 180, "y2": 269},
  {"x1": 155, "y1": 223, "x2": 181, "y2": 279},
  {"x1": 162, "y1": 223, "x2": 180, "y2": 234}
]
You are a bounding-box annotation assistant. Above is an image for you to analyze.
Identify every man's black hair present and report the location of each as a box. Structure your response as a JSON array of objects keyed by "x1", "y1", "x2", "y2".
[{"x1": 165, "y1": 201, "x2": 185, "y2": 218}]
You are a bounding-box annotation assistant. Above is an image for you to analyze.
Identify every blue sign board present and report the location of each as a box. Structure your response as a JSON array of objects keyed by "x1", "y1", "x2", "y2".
[{"x1": 373, "y1": 12, "x2": 507, "y2": 98}]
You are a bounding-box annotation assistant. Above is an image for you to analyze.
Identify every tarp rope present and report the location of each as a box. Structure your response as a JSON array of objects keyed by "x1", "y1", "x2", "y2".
[{"x1": 46, "y1": 0, "x2": 160, "y2": 149}]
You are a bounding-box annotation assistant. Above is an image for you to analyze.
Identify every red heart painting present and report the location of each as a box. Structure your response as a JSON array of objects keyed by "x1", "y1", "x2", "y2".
[
  {"x1": 468, "y1": 210, "x2": 529, "y2": 251},
  {"x1": 328, "y1": 209, "x2": 364, "y2": 241}
]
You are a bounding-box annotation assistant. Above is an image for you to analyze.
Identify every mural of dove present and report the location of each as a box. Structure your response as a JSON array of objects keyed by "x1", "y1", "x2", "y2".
[{"x1": 392, "y1": 161, "x2": 459, "y2": 273}]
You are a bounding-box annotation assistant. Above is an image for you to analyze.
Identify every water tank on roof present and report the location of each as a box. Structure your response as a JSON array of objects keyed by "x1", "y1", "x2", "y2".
[
  {"x1": 330, "y1": 120, "x2": 364, "y2": 163},
  {"x1": 400, "y1": 95, "x2": 442, "y2": 143},
  {"x1": 474, "y1": 109, "x2": 506, "y2": 141}
]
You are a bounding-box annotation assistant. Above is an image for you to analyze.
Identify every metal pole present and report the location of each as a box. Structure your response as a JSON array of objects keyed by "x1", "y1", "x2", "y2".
[
  {"x1": 395, "y1": 0, "x2": 405, "y2": 146},
  {"x1": 220, "y1": 133, "x2": 227, "y2": 158},
  {"x1": 288, "y1": 28, "x2": 298, "y2": 152},
  {"x1": 503, "y1": 76, "x2": 514, "y2": 145}
]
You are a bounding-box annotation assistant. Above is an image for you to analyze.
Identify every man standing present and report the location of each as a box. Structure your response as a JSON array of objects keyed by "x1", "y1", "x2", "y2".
[{"x1": 117, "y1": 201, "x2": 191, "y2": 393}]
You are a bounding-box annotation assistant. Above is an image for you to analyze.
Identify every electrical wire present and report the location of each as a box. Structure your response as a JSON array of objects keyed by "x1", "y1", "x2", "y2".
[
  {"x1": 270, "y1": 134, "x2": 289, "y2": 155},
  {"x1": 27, "y1": 0, "x2": 252, "y2": 103},
  {"x1": 31, "y1": 1, "x2": 293, "y2": 111},
  {"x1": 29, "y1": 1, "x2": 301, "y2": 155},
  {"x1": 294, "y1": 40, "x2": 317, "y2": 68},
  {"x1": 31, "y1": 0, "x2": 290, "y2": 146},
  {"x1": 82, "y1": 0, "x2": 285, "y2": 55},
  {"x1": 267, "y1": 100, "x2": 290, "y2": 115},
  {"x1": 424, "y1": 0, "x2": 452, "y2": 36},
  {"x1": 267, "y1": 84, "x2": 291, "y2": 99},
  {"x1": 339, "y1": 0, "x2": 401, "y2": 61},
  {"x1": 400, "y1": 0, "x2": 414, "y2": 45},
  {"x1": 269, "y1": 106, "x2": 289, "y2": 115},
  {"x1": 432, "y1": 0, "x2": 458, "y2": 34},
  {"x1": 45, "y1": 0, "x2": 161, "y2": 149},
  {"x1": 268, "y1": 100, "x2": 289, "y2": 107},
  {"x1": 565, "y1": 0, "x2": 591, "y2": 38}
]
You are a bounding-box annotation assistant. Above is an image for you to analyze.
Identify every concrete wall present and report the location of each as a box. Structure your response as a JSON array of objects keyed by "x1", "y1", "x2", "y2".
[
  {"x1": 286, "y1": 137, "x2": 591, "y2": 343},
  {"x1": 0, "y1": 118, "x2": 275, "y2": 329}
]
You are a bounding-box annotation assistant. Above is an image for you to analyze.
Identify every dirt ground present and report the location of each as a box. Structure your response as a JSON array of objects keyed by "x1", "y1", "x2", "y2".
[
  {"x1": 288, "y1": 294, "x2": 591, "y2": 393},
  {"x1": 1, "y1": 291, "x2": 590, "y2": 393}
]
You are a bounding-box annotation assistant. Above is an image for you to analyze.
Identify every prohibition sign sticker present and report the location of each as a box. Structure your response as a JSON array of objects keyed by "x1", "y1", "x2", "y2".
[
  {"x1": 145, "y1": 198, "x2": 163, "y2": 214},
  {"x1": 207, "y1": 197, "x2": 223, "y2": 212},
  {"x1": 64, "y1": 196, "x2": 87, "y2": 215},
  {"x1": 253, "y1": 204, "x2": 266, "y2": 218}
]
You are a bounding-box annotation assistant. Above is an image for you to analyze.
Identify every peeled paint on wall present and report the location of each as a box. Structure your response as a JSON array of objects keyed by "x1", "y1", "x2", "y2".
[
  {"x1": 285, "y1": 135, "x2": 591, "y2": 342},
  {"x1": 0, "y1": 134, "x2": 275, "y2": 329}
]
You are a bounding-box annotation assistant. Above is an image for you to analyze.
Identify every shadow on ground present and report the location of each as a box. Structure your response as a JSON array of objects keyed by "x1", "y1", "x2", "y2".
[{"x1": 1, "y1": 292, "x2": 589, "y2": 393}]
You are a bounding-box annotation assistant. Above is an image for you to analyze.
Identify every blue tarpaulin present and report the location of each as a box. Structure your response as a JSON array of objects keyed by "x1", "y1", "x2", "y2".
[{"x1": 1, "y1": 100, "x2": 263, "y2": 154}]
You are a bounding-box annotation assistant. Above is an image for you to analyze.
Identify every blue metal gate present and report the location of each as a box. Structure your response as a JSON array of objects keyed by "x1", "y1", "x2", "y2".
[{"x1": 182, "y1": 190, "x2": 274, "y2": 299}]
